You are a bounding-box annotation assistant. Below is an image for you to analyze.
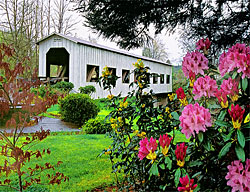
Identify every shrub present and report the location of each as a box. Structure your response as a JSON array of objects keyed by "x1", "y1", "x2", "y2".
[
  {"x1": 52, "y1": 81, "x2": 74, "y2": 92},
  {"x1": 98, "y1": 43, "x2": 250, "y2": 192},
  {"x1": 31, "y1": 85, "x2": 62, "y2": 98},
  {"x1": 82, "y1": 117, "x2": 111, "y2": 134},
  {"x1": 79, "y1": 85, "x2": 96, "y2": 96},
  {"x1": 60, "y1": 93, "x2": 100, "y2": 126}
]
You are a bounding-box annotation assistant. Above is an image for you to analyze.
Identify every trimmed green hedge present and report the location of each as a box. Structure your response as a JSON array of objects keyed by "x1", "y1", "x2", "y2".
[{"x1": 60, "y1": 93, "x2": 99, "y2": 126}]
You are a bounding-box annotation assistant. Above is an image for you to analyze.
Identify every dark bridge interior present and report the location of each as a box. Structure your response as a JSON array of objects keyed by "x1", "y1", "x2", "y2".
[{"x1": 46, "y1": 48, "x2": 69, "y2": 81}]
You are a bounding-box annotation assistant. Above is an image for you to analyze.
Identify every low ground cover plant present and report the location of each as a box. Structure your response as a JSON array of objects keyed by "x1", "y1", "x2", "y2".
[{"x1": 99, "y1": 39, "x2": 250, "y2": 191}]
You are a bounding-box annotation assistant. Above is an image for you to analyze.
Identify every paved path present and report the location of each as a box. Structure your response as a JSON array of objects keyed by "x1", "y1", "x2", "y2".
[{"x1": 1, "y1": 117, "x2": 81, "y2": 133}]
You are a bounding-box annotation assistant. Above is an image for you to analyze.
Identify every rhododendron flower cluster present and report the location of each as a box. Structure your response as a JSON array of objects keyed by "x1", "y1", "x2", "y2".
[
  {"x1": 180, "y1": 103, "x2": 212, "y2": 139},
  {"x1": 228, "y1": 104, "x2": 245, "y2": 129},
  {"x1": 175, "y1": 143, "x2": 188, "y2": 167},
  {"x1": 176, "y1": 87, "x2": 188, "y2": 106},
  {"x1": 189, "y1": 71, "x2": 196, "y2": 88},
  {"x1": 159, "y1": 133, "x2": 172, "y2": 156},
  {"x1": 219, "y1": 43, "x2": 250, "y2": 78},
  {"x1": 215, "y1": 89, "x2": 228, "y2": 108},
  {"x1": 138, "y1": 137, "x2": 157, "y2": 161},
  {"x1": 193, "y1": 76, "x2": 218, "y2": 100},
  {"x1": 196, "y1": 38, "x2": 211, "y2": 51},
  {"x1": 225, "y1": 159, "x2": 250, "y2": 192},
  {"x1": 182, "y1": 50, "x2": 209, "y2": 78},
  {"x1": 178, "y1": 175, "x2": 198, "y2": 192},
  {"x1": 221, "y1": 78, "x2": 239, "y2": 102}
]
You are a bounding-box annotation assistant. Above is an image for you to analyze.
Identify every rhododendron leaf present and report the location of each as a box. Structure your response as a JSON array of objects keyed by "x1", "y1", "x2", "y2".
[
  {"x1": 174, "y1": 168, "x2": 181, "y2": 187},
  {"x1": 218, "y1": 142, "x2": 231, "y2": 159},
  {"x1": 235, "y1": 144, "x2": 245, "y2": 162},
  {"x1": 159, "y1": 163, "x2": 165, "y2": 170},
  {"x1": 237, "y1": 130, "x2": 245, "y2": 148},
  {"x1": 171, "y1": 111, "x2": 180, "y2": 121},
  {"x1": 215, "y1": 120, "x2": 231, "y2": 127},
  {"x1": 218, "y1": 110, "x2": 227, "y2": 121},
  {"x1": 232, "y1": 71, "x2": 238, "y2": 79},
  {"x1": 149, "y1": 163, "x2": 159, "y2": 176},
  {"x1": 222, "y1": 131, "x2": 233, "y2": 142},
  {"x1": 242, "y1": 78, "x2": 248, "y2": 91},
  {"x1": 189, "y1": 160, "x2": 203, "y2": 167},
  {"x1": 165, "y1": 156, "x2": 172, "y2": 170},
  {"x1": 203, "y1": 140, "x2": 211, "y2": 151},
  {"x1": 242, "y1": 122, "x2": 250, "y2": 128},
  {"x1": 198, "y1": 132, "x2": 203, "y2": 143},
  {"x1": 192, "y1": 171, "x2": 202, "y2": 178}
]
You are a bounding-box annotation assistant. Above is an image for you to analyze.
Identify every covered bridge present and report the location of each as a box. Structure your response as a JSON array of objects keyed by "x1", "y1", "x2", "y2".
[{"x1": 36, "y1": 33, "x2": 172, "y2": 99}]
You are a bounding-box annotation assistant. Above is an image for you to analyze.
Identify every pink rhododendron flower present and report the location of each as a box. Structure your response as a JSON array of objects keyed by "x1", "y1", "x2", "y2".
[
  {"x1": 228, "y1": 104, "x2": 245, "y2": 129},
  {"x1": 221, "y1": 78, "x2": 239, "y2": 102},
  {"x1": 180, "y1": 103, "x2": 212, "y2": 139},
  {"x1": 159, "y1": 133, "x2": 172, "y2": 156},
  {"x1": 193, "y1": 76, "x2": 218, "y2": 100},
  {"x1": 219, "y1": 43, "x2": 250, "y2": 78},
  {"x1": 138, "y1": 137, "x2": 157, "y2": 161},
  {"x1": 182, "y1": 51, "x2": 209, "y2": 78},
  {"x1": 196, "y1": 38, "x2": 211, "y2": 51},
  {"x1": 175, "y1": 143, "x2": 187, "y2": 167},
  {"x1": 178, "y1": 175, "x2": 198, "y2": 192},
  {"x1": 215, "y1": 89, "x2": 228, "y2": 108},
  {"x1": 225, "y1": 159, "x2": 250, "y2": 192}
]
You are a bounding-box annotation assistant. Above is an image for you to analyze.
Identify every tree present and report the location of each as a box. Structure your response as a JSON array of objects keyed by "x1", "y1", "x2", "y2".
[
  {"x1": 75, "y1": 0, "x2": 250, "y2": 53},
  {"x1": 52, "y1": 0, "x2": 78, "y2": 35},
  {"x1": 0, "y1": 43, "x2": 68, "y2": 191},
  {"x1": 0, "y1": 0, "x2": 43, "y2": 76},
  {"x1": 142, "y1": 36, "x2": 168, "y2": 62}
]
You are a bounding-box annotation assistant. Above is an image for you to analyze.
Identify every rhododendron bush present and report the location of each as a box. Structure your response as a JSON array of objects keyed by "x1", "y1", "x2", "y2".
[{"x1": 99, "y1": 39, "x2": 250, "y2": 191}]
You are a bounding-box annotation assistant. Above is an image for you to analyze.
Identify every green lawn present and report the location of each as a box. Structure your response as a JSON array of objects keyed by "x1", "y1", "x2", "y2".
[
  {"x1": 0, "y1": 134, "x2": 121, "y2": 192},
  {"x1": 0, "y1": 100, "x2": 188, "y2": 191}
]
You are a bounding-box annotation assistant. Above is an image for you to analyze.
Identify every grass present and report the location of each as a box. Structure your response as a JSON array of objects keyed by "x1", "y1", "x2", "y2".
[
  {"x1": 0, "y1": 99, "x2": 188, "y2": 191},
  {"x1": 0, "y1": 134, "x2": 121, "y2": 192},
  {"x1": 0, "y1": 132, "x2": 187, "y2": 192}
]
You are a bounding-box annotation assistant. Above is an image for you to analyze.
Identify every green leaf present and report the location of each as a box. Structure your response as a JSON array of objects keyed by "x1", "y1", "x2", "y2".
[
  {"x1": 232, "y1": 71, "x2": 238, "y2": 79},
  {"x1": 189, "y1": 160, "x2": 203, "y2": 167},
  {"x1": 159, "y1": 163, "x2": 165, "y2": 170},
  {"x1": 198, "y1": 132, "x2": 203, "y2": 143},
  {"x1": 149, "y1": 163, "x2": 159, "y2": 176},
  {"x1": 171, "y1": 111, "x2": 180, "y2": 121},
  {"x1": 242, "y1": 122, "x2": 250, "y2": 128},
  {"x1": 222, "y1": 131, "x2": 233, "y2": 142},
  {"x1": 174, "y1": 168, "x2": 181, "y2": 187},
  {"x1": 219, "y1": 142, "x2": 232, "y2": 159},
  {"x1": 203, "y1": 140, "x2": 211, "y2": 151},
  {"x1": 218, "y1": 110, "x2": 227, "y2": 121},
  {"x1": 235, "y1": 144, "x2": 245, "y2": 162},
  {"x1": 215, "y1": 120, "x2": 231, "y2": 127},
  {"x1": 242, "y1": 78, "x2": 248, "y2": 91},
  {"x1": 237, "y1": 130, "x2": 245, "y2": 148},
  {"x1": 192, "y1": 171, "x2": 202, "y2": 178},
  {"x1": 165, "y1": 156, "x2": 172, "y2": 170}
]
